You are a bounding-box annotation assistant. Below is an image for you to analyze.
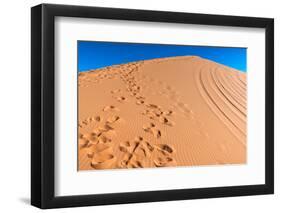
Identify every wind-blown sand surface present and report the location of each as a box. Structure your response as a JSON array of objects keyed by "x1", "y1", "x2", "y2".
[{"x1": 78, "y1": 56, "x2": 247, "y2": 170}]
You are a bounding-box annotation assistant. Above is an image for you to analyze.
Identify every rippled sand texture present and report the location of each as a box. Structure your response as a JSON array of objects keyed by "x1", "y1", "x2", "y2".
[{"x1": 78, "y1": 56, "x2": 247, "y2": 170}]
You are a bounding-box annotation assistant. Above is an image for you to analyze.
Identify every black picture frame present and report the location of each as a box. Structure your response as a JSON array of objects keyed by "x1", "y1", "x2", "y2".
[{"x1": 31, "y1": 3, "x2": 274, "y2": 209}]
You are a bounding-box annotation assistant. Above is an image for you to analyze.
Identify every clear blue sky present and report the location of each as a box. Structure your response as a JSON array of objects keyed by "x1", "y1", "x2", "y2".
[{"x1": 78, "y1": 41, "x2": 246, "y2": 72}]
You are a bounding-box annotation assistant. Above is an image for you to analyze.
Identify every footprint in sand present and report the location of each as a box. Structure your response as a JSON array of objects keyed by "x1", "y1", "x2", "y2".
[
  {"x1": 103, "y1": 105, "x2": 119, "y2": 112},
  {"x1": 106, "y1": 115, "x2": 120, "y2": 124},
  {"x1": 144, "y1": 104, "x2": 164, "y2": 117},
  {"x1": 136, "y1": 99, "x2": 145, "y2": 105},
  {"x1": 118, "y1": 137, "x2": 153, "y2": 168},
  {"x1": 79, "y1": 131, "x2": 102, "y2": 149},
  {"x1": 136, "y1": 95, "x2": 145, "y2": 100},
  {"x1": 80, "y1": 127, "x2": 113, "y2": 149},
  {"x1": 131, "y1": 85, "x2": 141, "y2": 92},
  {"x1": 154, "y1": 144, "x2": 174, "y2": 155},
  {"x1": 154, "y1": 156, "x2": 176, "y2": 167},
  {"x1": 88, "y1": 143, "x2": 117, "y2": 169},
  {"x1": 79, "y1": 137, "x2": 91, "y2": 149},
  {"x1": 96, "y1": 123, "x2": 115, "y2": 133},
  {"x1": 142, "y1": 104, "x2": 175, "y2": 126},
  {"x1": 143, "y1": 122, "x2": 161, "y2": 138},
  {"x1": 153, "y1": 144, "x2": 176, "y2": 167},
  {"x1": 163, "y1": 110, "x2": 173, "y2": 116},
  {"x1": 79, "y1": 115, "x2": 102, "y2": 128},
  {"x1": 159, "y1": 115, "x2": 175, "y2": 126},
  {"x1": 118, "y1": 137, "x2": 176, "y2": 169},
  {"x1": 110, "y1": 89, "x2": 121, "y2": 94},
  {"x1": 94, "y1": 116, "x2": 101, "y2": 122},
  {"x1": 130, "y1": 92, "x2": 138, "y2": 97},
  {"x1": 116, "y1": 96, "x2": 126, "y2": 102}
]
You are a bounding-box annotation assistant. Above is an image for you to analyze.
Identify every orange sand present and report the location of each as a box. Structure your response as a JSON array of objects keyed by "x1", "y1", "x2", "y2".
[{"x1": 78, "y1": 56, "x2": 247, "y2": 170}]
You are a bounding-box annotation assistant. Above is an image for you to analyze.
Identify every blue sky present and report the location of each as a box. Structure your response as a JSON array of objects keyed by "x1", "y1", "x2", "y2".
[{"x1": 78, "y1": 41, "x2": 246, "y2": 72}]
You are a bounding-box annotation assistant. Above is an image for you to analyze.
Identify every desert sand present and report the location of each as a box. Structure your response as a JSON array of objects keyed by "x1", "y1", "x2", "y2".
[{"x1": 78, "y1": 56, "x2": 247, "y2": 170}]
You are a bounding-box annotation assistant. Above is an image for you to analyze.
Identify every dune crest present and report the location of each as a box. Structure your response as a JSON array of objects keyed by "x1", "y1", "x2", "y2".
[{"x1": 78, "y1": 56, "x2": 247, "y2": 170}]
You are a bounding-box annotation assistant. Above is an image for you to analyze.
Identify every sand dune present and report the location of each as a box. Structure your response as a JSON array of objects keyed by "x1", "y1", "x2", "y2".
[{"x1": 78, "y1": 56, "x2": 247, "y2": 170}]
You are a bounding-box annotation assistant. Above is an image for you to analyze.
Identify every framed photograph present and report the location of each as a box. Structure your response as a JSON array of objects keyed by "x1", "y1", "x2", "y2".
[{"x1": 31, "y1": 3, "x2": 274, "y2": 209}]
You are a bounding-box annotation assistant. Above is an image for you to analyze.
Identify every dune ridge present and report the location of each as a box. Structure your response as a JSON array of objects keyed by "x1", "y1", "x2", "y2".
[{"x1": 78, "y1": 56, "x2": 247, "y2": 170}]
